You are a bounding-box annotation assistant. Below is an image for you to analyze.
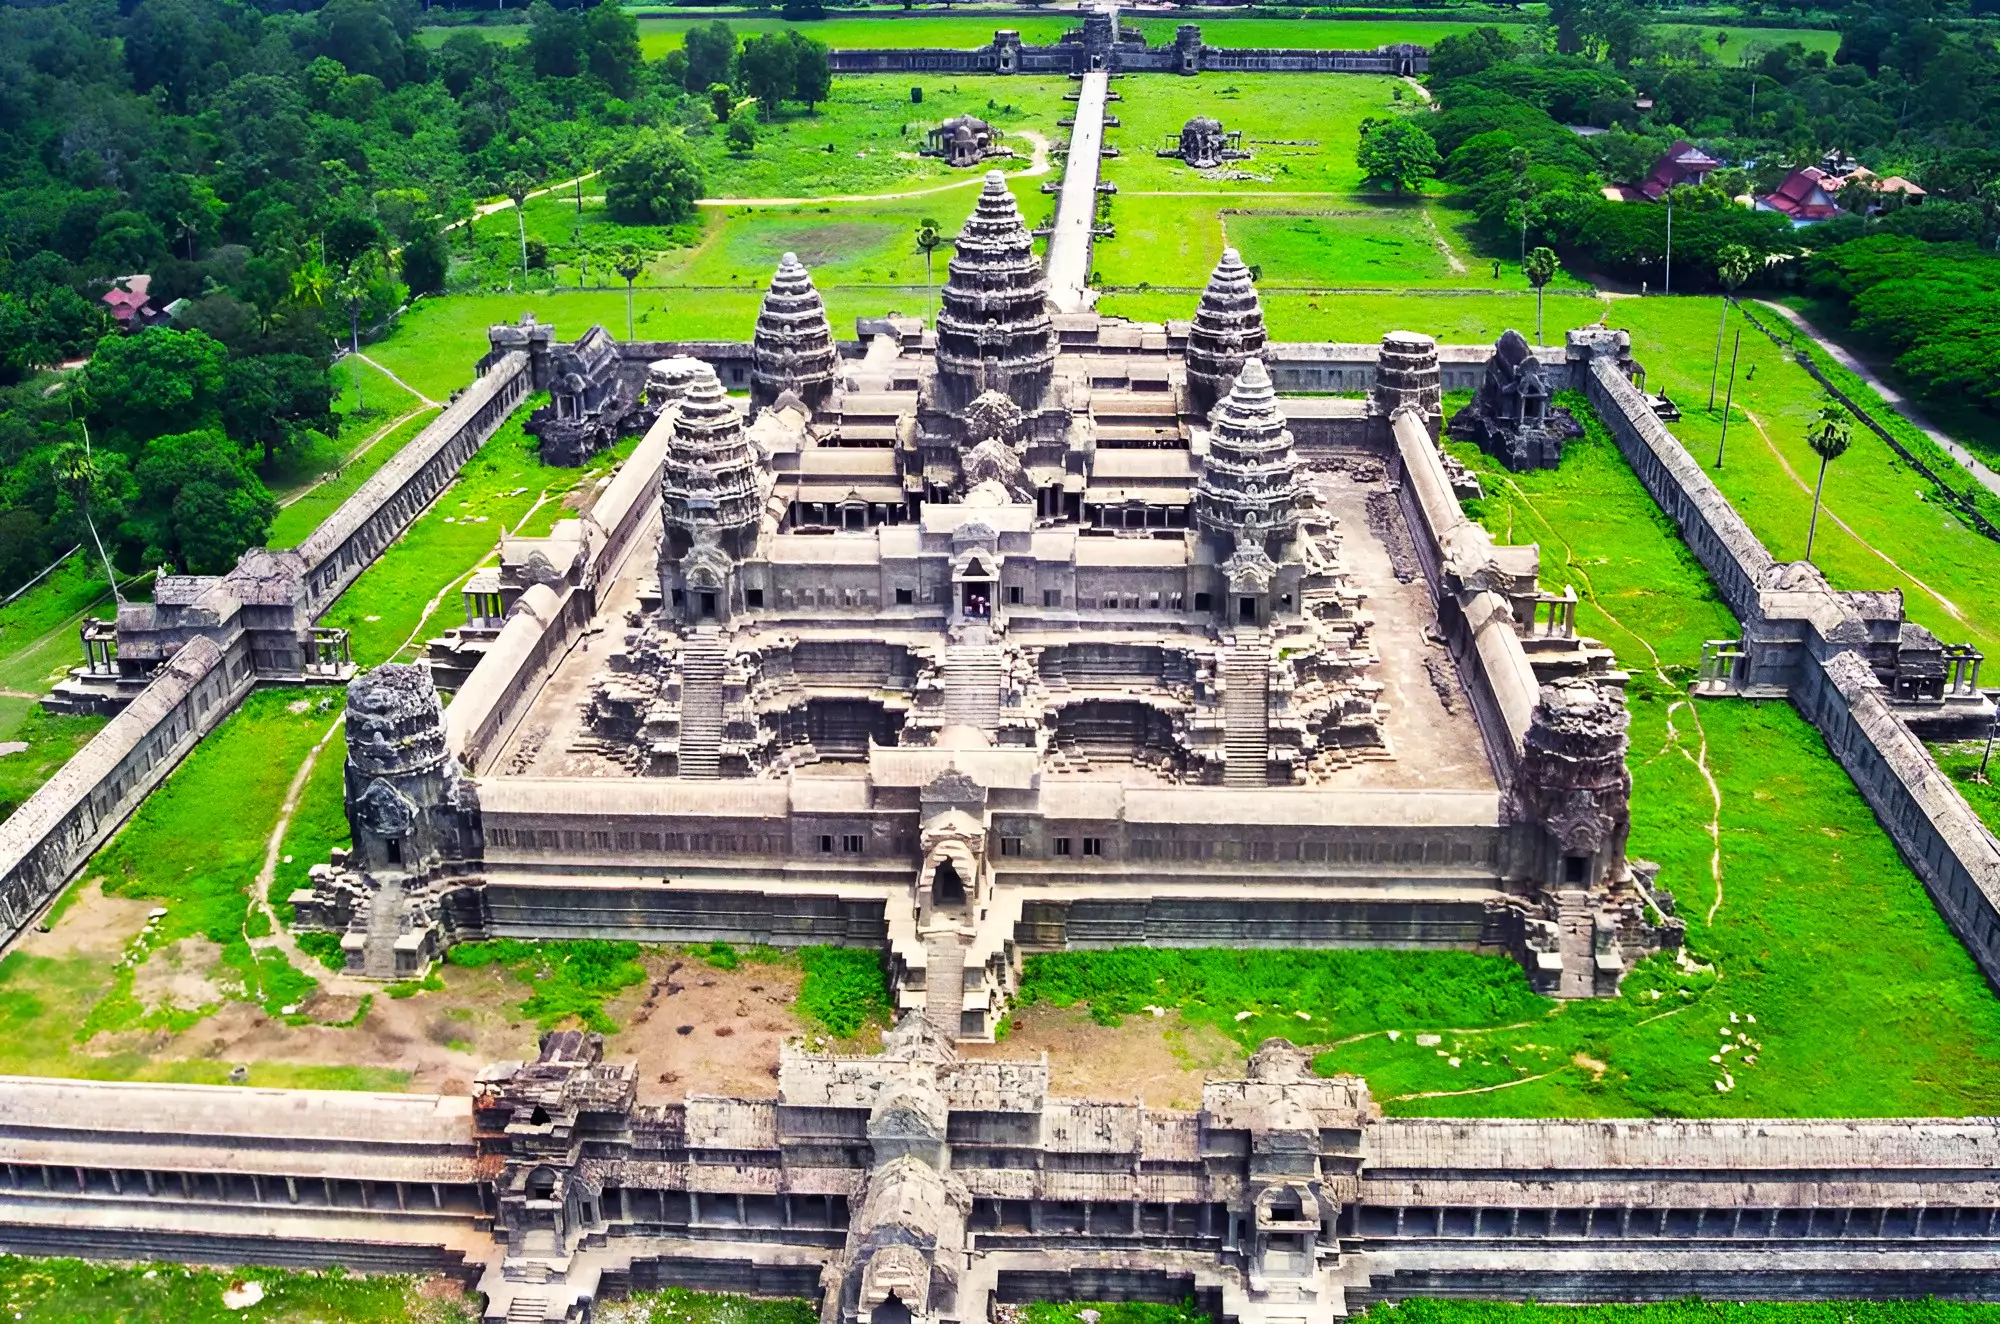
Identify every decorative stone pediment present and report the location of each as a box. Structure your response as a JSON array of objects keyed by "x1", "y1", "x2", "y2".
[
  {"x1": 354, "y1": 777, "x2": 416, "y2": 838},
  {"x1": 921, "y1": 769, "x2": 986, "y2": 809}
]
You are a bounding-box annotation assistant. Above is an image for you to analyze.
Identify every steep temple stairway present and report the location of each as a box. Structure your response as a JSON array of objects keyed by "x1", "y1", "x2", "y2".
[
  {"x1": 677, "y1": 632, "x2": 725, "y2": 779},
  {"x1": 1222, "y1": 642, "x2": 1271, "y2": 788}
]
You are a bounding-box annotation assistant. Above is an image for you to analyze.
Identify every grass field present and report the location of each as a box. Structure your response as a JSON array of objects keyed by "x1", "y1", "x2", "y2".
[
  {"x1": 1019, "y1": 394, "x2": 2000, "y2": 1118},
  {"x1": 268, "y1": 408, "x2": 442, "y2": 550},
  {"x1": 0, "y1": 1257, "x2": 477, "y2": 1323},
  {"x1": 1932, "y1": 739, "x2": 2000, "y2": 837},
  {"x1": 1099, "y1": 289, "x2": 1607, "y2": 343},
  {"x1": 0, "y1": 700, "x2": 104, "y2": 824},
  {"x1": 1604, "y1": 297, "x2": 2000, "y2": 662}
]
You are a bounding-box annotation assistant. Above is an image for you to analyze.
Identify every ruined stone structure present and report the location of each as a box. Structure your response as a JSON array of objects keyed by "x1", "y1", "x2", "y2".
[
  {"x1": 1447, "y1": 330, "x2": 1580, "y2": 471},
  {"x1": 1160, "y1": 115, "x2": 1248, "y2": 170},
  {"x1": 299, "y1": 221, "x2": 1693, "y2": 1033},
  {"x1": 825, "y1": 18, "x2": 1426, "y2": 77},
  {"x1": 924, "y1": 115, "x2": 1010, "y2": 168},
  {"x1": 529, "y1": 324, "x2": 650, "y2": 467},
  {"x1": 0, "y1": 1029, "x2": 1996, "y2": 1324}
]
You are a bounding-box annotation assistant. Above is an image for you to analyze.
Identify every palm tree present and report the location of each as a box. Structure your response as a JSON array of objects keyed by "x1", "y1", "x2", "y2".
[
  {"x1": 54, "y1": 434, "x2": 122, "y2": 599},
  {"x1": 288, "y1": 243, "x2": 333, "y2": 310},
  {"x1": 1709, "y1": 243, "x2": 1758, "y2": 409},
  {"x1": 615, "y1": 248, "x2": 644, "y2": 339},
  {"x1": 503, "y1": 171, "x2": 534, "y2": 279},
  {"x1": 1803, "y1": 402, "x2": 1853, "y2": 563},
  {"x1": 915, "y1": 218, "x2": 944, "y2": 316},
  {"x1": 1522, "y1": 246, "x2": 1558, "y2": 344},
  {"x1": 336, "y1": 253, "x2": 379, "y2": 414}
]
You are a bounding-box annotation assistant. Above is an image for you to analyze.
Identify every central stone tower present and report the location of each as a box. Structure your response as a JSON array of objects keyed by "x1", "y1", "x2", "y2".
[{"x1": 931, "y1": 172, "x2": 1056, "y2": 416}]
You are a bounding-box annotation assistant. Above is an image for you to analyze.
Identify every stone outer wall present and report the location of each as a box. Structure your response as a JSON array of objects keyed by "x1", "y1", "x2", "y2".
[
  {"x1": 446, "y1": 403, "x2": 672, "y2": 775},
  {"x1": 298, "y1": 352, "x2": 532, "y2": 615},
  {"x1": 0, "y1": 1049, "x2": 1994, "y2": 1319},
  {"x1": 0, "y1": 636, "x2": 252, "y2": 948},
  {"x1": 1583, "y1": 357, "x2": 2000, "y2": 992}
]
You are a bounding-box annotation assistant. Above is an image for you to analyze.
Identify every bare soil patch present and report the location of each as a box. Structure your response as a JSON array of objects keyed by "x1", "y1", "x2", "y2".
[
  {"x1": 130, "y1": 936, "x2": 233, "y2": 1013},
  {"x1": 17, "y1": 878, "x2": 150, "y2": 959},
  {"x1": 963, "y1": 1005, "x2": 1245, "y2": 1108},
  {"x1": 608, "y1": 955, "x2": 806, "y2": 1103}
]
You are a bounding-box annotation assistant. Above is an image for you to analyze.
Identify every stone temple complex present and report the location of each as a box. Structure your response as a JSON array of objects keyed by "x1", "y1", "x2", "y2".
[{"x1": 295, "y1": 171, "x2": 1688, "y2": 1033}]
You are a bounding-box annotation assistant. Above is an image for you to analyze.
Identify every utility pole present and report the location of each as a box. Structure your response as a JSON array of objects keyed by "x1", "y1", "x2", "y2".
[
  {"x1": 1714, "y1": 329, "x2": 1742, "y2": 468},
  {"x1": 1664, "y1": 200, "x2": 1674, "y2": 296}
]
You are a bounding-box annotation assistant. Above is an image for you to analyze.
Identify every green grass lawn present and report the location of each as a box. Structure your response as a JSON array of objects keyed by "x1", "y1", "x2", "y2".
[
  {"x1": 315, "y1": 393, "x2": 629, "y2": 666},
  {"x1": 1022, "y1": 395, "x2": 2000, "y2": 1118},
  {"x1": 1931, "y1": 739, "x2": 2000, "y2": 838},
  {"x1": 0, "y1": 553, "x2": 116, "y2": 695},
  {"x1": 0, "y1": 698, "x2": 104, "y2": 824},
  {"x1": 1606, "y1": 297, "x2": 2000, "y2": 662},
  {"x1": 0, "y1": 1257, "x2": 477, "y2": 1323},
  {"x1": 268, "y1": 408, "x2": 442, "y2": 550}
]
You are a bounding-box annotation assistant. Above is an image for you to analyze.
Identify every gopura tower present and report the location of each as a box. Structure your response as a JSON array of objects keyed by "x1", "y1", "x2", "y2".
[
  {"x1": 749, "y1": 252, "x2": 838, "y2": 415},
  {"x1": 659, "y1": 363, "x2": 768, "y2": 625}
]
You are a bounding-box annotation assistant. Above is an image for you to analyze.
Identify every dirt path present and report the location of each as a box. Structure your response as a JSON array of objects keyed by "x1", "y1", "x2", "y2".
[
  {"x1": 1754, "y1": 300, "x2": 2000, "y2": 502},
  {"x1": 696, "y1": 131, "x2": 1052, "y2": 208},
  {"x1": 276, "y1": 406, "x2": 436, "y2": 511},
  {"x1": 1740, "y1": 407, "x2": 1966, "y2": 623},
  {"x1": 466, "y1": 171, "x2": 602, "y2": 224},
  {"x1": 1487, "y1": 469, "x2": 1727, "y2": 926},
  {"x1": 246, "y1": 711, "x2": 375, "y2": 1001},
  {"x1": 352, "y1": 355, "x2": 441, "y2": 409}
]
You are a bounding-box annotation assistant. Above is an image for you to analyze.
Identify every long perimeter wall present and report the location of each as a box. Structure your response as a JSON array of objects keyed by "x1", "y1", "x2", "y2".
[{"x1": 1583, "y1": 358, "x2": 2000, "y2": 990}]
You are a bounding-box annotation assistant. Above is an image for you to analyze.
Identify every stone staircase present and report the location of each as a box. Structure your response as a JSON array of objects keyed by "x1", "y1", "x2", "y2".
[
  {"x1": 923, "y1": 929, "x2": 967, "y2": 1038},
  {"x1": 1555, "y1": 889, "x2": 1595, "y2": 999},
  {"x1": 943, "y1": 643, "x2": 1003, "y2": 732},
  {"x1": 1222, "y1": 642, "x2": 1271, "y2": 788},
  {"x1": 677, "y1": 633, "x2": 725, "y2": 779},
  {"x1": 357, "y1": 874, "x2": 407, "y2": 979},
  {"x1": 504, "y1": 1295, "x2": 548, "y2": 1324}
]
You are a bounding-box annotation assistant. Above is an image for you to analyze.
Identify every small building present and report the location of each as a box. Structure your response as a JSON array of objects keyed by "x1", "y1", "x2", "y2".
[
  {"x1": 1756, "y1": 166, "x2": 1843, "y2": 224},
  {"x1": 1831, "y1": 166, "x2": 1927, "y2": 214},
  {"x1": 1156, "y1": 115, "x2": 1246, "y2": 170},
  {"x1": 922, "y1": 115, "x2": 1008, "y2": 169},
  {"x1": 99, "y1": 275, "x2": 163, "y2": 329},
  {"x1": 1639, "y1": 139, "x2": 1720, "y2": 201}
]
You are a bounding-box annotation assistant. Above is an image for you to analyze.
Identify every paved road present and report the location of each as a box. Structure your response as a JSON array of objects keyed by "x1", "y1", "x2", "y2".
[
  {"x1": 1045, "y1": 69, "x2": 1109, "y2": 314},
  {"x1": 1755, "y1": 299, "x2": 2000, "y2": 502}
]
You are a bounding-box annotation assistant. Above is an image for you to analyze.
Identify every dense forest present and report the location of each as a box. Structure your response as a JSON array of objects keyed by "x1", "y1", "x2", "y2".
[
  {"x1": 1418, "y1": 0, "x2": 2000, "y2": 405},
  {"x1": 0, "y1": 0, "x2": 825, "y2": 586}
]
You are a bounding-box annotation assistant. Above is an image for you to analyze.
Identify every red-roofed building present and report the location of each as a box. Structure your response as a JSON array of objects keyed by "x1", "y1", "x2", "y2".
[
  {"x1": 1639, "y1": 140, "x2": 1720, "y2": 201},
  {"x1": 98, "y1": 274, "x2": 161, "y2": 329},
  {"x1": 1755, "y1": 166, "x2": 1842, "y2": 224}
]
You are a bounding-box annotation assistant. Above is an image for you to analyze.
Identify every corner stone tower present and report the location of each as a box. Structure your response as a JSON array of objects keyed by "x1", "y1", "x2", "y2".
[
  {"x1": 1185, "y1": 247, "x2": 1268, "y2": 417},
  {"x1": 661, "y1": 364, "x2": 766, "y2": 623},
  {"x1": 1517, "y1": 677, "x2": 1633, "y2": 888},
  {"x1": 344, "y1": 664, "x2": 464, "y2": 877},
  {"x1": 1371, "y1": 330, "x2": 1443, "y2": 432},
  {"x1": 933, "y1": 171, "x2": 1056, "y2": 414},
  {"x1": 749, "y1": 252, "x2": 838, "y2": 415},
  {"x1": 1196, "y1": 358, "x2": 1303, "y2": 560}
]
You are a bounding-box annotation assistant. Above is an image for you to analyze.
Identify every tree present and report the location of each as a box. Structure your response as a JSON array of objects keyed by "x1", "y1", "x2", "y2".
[
  {"x1": 726, "y1": 105, "x2": 759, "y2": 153},
  {"x1": 709, "y1": 82, "x2": 735, "y2": 123},
  {"x1": 682, "y1": 19, "x2": 735, "y2": 93},
  {"x1": 335, "y1": 252, "x2": 382, "y2": 411},
  {"x1": 582, "y1": 2, "x2": 642, "y2": 95},
  {"x1": 787, "y1": 31, "x2": 831, "y2": 110},
  {"x1": 222, "y1": 355, "x2": 334, "y2": 467},
  {"x1": 315, "y1": 0, "x2": 405, "y2": 87},
  {"x1": 604, "y1": 131, "x2": 706, "y2": 225},
  {"x1": 1803, "y1": 403, "x2": 1853, "y2": 563},
  {"x1": 503, "y1": 171, "x2": 535, "y2": 277},
  {"x1": 1356, "y1": 118, "x2": 1442, "y2": 195},
  {"x1": 1709, "y1": 243, "x2": 1757, "y2": 408},
  {"x1": 401, "y1": 225, "x2": 449, "y2": 296},
  {"x1": 739, "y1": 33, "x2": 797, "y2": 115},
  {"x1": 84, "y1": 327, "x2": 227, "y2": 445},
  {"x1": 615, "y1": 248, "x2": 644, "y2": 340},
  {"x1": 1522, "y1": 246, "x2": 1559, "y2": 343},
  {"x1": 526, "y1": 0, "x2": 582, "y2": 79},
  {"x1": 915, "y1": 218, "x2": 945, "y2": 315},
  {"x1": 131, "y1": 429, "x2": 276, "y2": 573}
]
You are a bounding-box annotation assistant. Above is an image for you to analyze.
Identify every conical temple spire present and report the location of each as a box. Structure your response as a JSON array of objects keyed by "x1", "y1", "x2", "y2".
[
  {"x1": 934, "y1": 171, "x2": 1055, "y2": 413},
  {"x1": 662, "y1": 363, "x2": 765, "y2": 556},
  {"x1": 750, "y1": 252, "x2": 838, "y2": 413},
  {"x1": 1185, "y1": 246, "x2": 1268, "y2": 416},
  {"x1": 1196, "y1": 358, "x2": 1302, "y2": 556}
]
